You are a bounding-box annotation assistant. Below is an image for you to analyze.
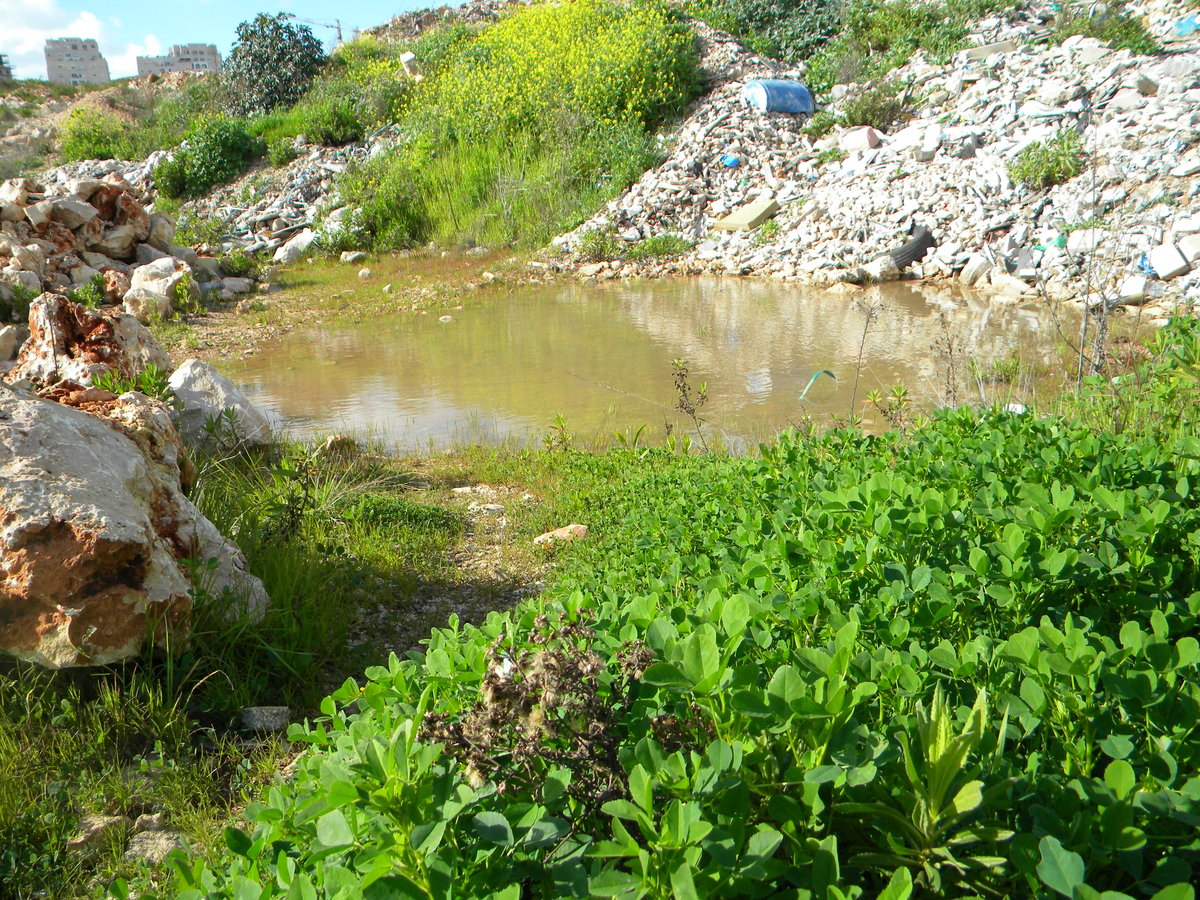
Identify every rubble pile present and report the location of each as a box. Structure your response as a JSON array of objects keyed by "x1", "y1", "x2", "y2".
[
  {"x1": 0, "y1": 170, "x2": 259, "y2": 352},
  {"x1": 558, "y1": 0, "x2": 1200, "y2": 315}
]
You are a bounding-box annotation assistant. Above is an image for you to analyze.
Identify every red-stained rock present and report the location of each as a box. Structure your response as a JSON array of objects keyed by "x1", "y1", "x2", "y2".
[
  {"x1": 3, "y1": 294, "x2": 170, "y2": 387},
  {"x1": 0, "y1": 383, "x2": 268, "y2": 667}
]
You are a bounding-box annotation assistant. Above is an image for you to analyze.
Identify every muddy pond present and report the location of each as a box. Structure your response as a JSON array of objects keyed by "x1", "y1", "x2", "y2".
[{"x1": 227, "y1": 278, "x2": 1072, "y2": 452}]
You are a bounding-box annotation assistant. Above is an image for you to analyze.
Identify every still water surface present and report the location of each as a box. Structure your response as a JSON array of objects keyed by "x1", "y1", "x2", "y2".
[{"x1": 227, "y1": 278, "x2": 1067, "y2": 451}]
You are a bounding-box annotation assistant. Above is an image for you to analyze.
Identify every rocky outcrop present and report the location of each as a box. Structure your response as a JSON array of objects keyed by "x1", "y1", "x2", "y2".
[
  {"x1": 4, "y1": 293, "x2": 170, "y2": 387},
  {"x1": 0, "y1": 171, "x2": 248, "y2": 327},
  {"x1": 167, "y1": 358, "x2": 272, "y2": 446},
  {"x1": 0, "y1": 381, "x2": 268, "y2": 668}
]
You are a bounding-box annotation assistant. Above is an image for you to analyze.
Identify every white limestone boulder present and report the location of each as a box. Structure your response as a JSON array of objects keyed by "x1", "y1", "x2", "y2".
[
  {"x1": 124, "y1": 256, "x2": 198, "y2": 323},
  {"x1": 167, "y1": 358, "x2": 272, "y2": 447},
  {"x1": 0, "y1": 383, "x2": 268, "y2": 668}
]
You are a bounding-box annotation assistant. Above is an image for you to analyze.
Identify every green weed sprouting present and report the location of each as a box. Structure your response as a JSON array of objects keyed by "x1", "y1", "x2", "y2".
[
  {"x1": 1051, "y1": 2, "x2": 1159, "y2": 55},
  {"x1": 66, "y1": 273, "x2": 107, "y2": 309},
  {"x1": 1009, "y1": 130, "x2": 1086, "y2": 190},
  {"x1": 91, "y1": 363, "x2": 173, "y2": 402},
  {"x1": 1, "y1": 282, "x2": 38, "y2": 323}
]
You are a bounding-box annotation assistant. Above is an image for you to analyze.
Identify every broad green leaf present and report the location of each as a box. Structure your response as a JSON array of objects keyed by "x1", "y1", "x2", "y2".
[
  {"x1": 1037, "y1": 836, "x2": 1085, "y2": 897},
  {"x1": 474, "y1": 811, "x2": 514, "y2": 847},
  {"x1": 721, "y1": 593, "x2": 750, "y2": 638},
  {"x1": 670, "y1": 863, "x2": 700, "y2": 900},
  {"x1": 877, "y1": 867, "x2": 913, "y2": 900},
  {"x1": 316, "y1": 809, "x2": 354, "y2": 847},
  {"x1": 1149, "y1": 886, "x2": 1195, "y2": 900},
  {"x1": 680, "y1": 624, "x2": 720, "y2": 691},
  {"x1": 1104, "y1": 759, "x2": 1136, "y2": 799}
]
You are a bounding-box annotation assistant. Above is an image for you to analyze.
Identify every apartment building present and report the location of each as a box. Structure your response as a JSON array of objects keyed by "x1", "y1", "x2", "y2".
[
  {"x1": 136, "y1": 44, "x2": 222, "y2": 77},
  {"x1": 44, "y1": 37, "x2": 111, "y2": 85}
]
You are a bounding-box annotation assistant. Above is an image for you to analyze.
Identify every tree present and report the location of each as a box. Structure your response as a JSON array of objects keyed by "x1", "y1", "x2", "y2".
[{"x1": 223, "y1": 12, "x2": 327, "y2": 117}]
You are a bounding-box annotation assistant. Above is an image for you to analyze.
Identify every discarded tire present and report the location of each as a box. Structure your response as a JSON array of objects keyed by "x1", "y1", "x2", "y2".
[{"x1": 890, "y1": 225, "x2": 936, "y2": 269}]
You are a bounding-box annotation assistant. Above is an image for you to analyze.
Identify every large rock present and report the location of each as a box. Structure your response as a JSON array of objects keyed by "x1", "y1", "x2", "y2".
[
  {"x1": 167, "y1": 359, "x2": 272, "y2": 446},
  {"x1": 0, "y1": 383, "x2": 268, "y2": 667},
  {"x1": 123, "y1": 257, "x2": 198, "y2": 323},
  {"x1": 4, "y1": 294, "x2": 171, "y2": 387},
  {"x1": 273, "y1": 228, "x2": 316, "y2": 265}
]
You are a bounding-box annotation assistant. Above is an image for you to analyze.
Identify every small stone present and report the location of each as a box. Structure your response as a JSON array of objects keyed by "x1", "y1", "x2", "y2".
[
  {"x1": 1180, "y1": 234, "x2": 1200, "y2": 263},
  {"x1": 961, "y1": 40, "x2": 1018, "y2": 61},
  {"x1": 1134, "y1": 73, "x2": 1158, "y2": 96},
  {"x1": 959, "y1": 253, "x2": 993, "y2": 286},
  {"x1": 134, "y1": 812, "x2": 168, "y2": 833},
  {"x1": 1118, "y1": 274, "x2": 1150, "y2": 302},
  {"x1": 124, "y1": 830, "x2": 184, "y2": 864},
  {"x1": 1067, "y1": 229, "x2": 1107, "y2": 254},
  {"x1": 358, "y1": 267, "x2": 372, "y2": 281},
  {"x1": 439, "y1": 314, "x2": 454, "y2": 323},
  {"x1": 241, "y1": 706, "x2": 290, "y2": 732},
  {"x1": 1149, "y1": 243, "x2": 1190, "y2": 278},
  {"x1": 341, "y1": 251, "x2": 366, "y2": 264},
  {"x1": 839, "y1": 126, "x2": 882, "y2": 151},
  {"x1": 534, "y1": 524, "x2": 589, "y2": 546},
  {"x1": 68, "y1": 814, "x2": 130, "y2": 851}
]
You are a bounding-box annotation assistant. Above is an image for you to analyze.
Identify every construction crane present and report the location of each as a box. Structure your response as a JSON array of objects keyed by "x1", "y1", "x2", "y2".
[{"x1": 295, "y1": 17, "x2": 344, "y2": 47}]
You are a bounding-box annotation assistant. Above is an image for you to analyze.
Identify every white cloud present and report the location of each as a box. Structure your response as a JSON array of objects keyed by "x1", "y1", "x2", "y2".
[
  {"x1": 108, "y1": 34, "x2": 162, "y2": 79},
  {"x1": 0, "y1": 1, "x2": 162, "y2": 80},
  {"x1": 0, "y1": 1, "x2": 104, "y2": 79}
]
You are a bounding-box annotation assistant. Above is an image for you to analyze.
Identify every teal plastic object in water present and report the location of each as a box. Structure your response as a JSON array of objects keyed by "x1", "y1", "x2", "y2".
[{"x1": 742, "y1": 80, "x2": 815, "y2": 114}]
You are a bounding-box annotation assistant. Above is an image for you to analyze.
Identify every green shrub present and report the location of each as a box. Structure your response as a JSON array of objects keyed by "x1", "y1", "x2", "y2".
[
  {"x1": 1009, "y1": 129, "x2": 1085, "y2": 190},
  {"x1": 625, "y1": 234, "x2": 694, "y2": 260},
  {"x1": 59, "y1": 107, "x2": 127, "y2": 161},
  {"x1": 577, "y1": 227, "x2": 623, "y2": 261},
  {"x1": 1052, "y1": 2, "x2": 1159, "y2": 55},
  {"x1": 175, "y1": 322, "x2": 1200, "y2": 895},
  {"x1": 153, "y1": 118, "x2": 264, "y2": 199},
  {"x1": 419, "y1": 0, "x2": 699, "y2": 139},
  {"x1": 687, "y1": 0, "x2": 840, "y2": 60},
  {"x1": 0, "y1": 283, "x2": 36, "y2": 324},
  {"x1": 329, "y1": 1, "x2": 694, "y2": 252},
  {"x1": 220, "y1": 248, "x2": 261, "y2": 278},
  {"x1": 267, "y1": 135, "x2": 299, "y2": 167},
  {"x1": 840, "y1": 79, "x2": 913, "y2": 130},
  {"x1": 224, "y1": 13, "x2": 328, "y2": 117},
  {"x1": 92, "y1": 363, "x2": 172, "y2": 400},
  {"x1": 294, "y1": 93, "x2": 365, "y2": 145}
]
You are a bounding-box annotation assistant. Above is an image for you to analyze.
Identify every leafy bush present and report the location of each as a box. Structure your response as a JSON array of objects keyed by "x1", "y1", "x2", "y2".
[
  {"x1": 840, "y1": 79, "x2": 913, "y2": 130},
  {"x1": 0, "y1": 282, "x2": 36, "y2": 323},
  {"x1": 91, "y1": 363, "x2": 172, "y2": 401},
  {"x1": 577, "y1": 228, "x2": 623, "y2": 261},
  {"x1": 294, "y1": 94, "x2": 365, "y2": 145},
  {"x1": 223, "y1": 13, "x2": 328, "y2": 117},
  {"x1": 1009, "y1": 129, "x2": 1085, "y2": 190},
  {"x1": 176, "y1": 323, "x2": 1200, "y2": 896},
  {"x1": 267, "y1": 135, "x2": 298, "y2": 167},
  {"x1": 219, "y1": 248, "x2": 261, "y2": 278},
  {"x1": 153, "y1": 118, "x2": 264, "y2": 199},
  {"x1": 805, "y1": 0, "x2": 1010, "y2": 90},
  {"x1": 1052, "y1": 2, "x2": 1159, "y2": 55},
  {"x1": 330, "y1": 1, "x2": 695, "y2": 251},
  {"x1": 625, "y1": 234, "x2": 694, "y2": 260},
  {"x1": 687, "y1": 0, "x2": 841, "y2": 60},
  {"x1": 419, "y1": 0, "x2": 699, "y2": 139},
  {"x1": 59, "y1": 107, "x2": 127, "y2": 161}
]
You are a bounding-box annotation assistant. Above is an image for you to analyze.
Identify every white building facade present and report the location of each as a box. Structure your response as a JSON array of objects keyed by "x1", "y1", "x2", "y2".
[
  {"x1": 136, "y1": 44, "x2": 222, "y2": 77},
  {"x1": 44, "y1": 38, "x2": 110, "y2": 85}
]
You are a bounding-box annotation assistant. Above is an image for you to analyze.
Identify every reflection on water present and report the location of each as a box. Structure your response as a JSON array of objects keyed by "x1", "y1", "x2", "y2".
[{"x1": 226, "y1": 278, "x2": 1068, "y2": 451}]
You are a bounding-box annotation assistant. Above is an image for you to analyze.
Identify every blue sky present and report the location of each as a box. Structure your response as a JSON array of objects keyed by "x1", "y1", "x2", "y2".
[{"x1": 4, "y1": 0, "x2": 456, "y2": 80}]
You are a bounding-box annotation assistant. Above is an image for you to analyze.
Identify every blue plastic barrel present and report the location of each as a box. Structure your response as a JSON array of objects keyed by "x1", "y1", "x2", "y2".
[{"x1": 742, "y1": 80, "x2": 815, "y2": 115}]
